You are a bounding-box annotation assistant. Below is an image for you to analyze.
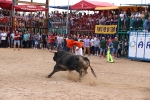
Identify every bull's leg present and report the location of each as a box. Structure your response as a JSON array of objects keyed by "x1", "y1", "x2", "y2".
[
  {"x1": 47, "y1": 64, "x2": 68, "y2": 78},
  {"x1": 46, "y1": 64, "x2": 59, "y2": 78},
  {"x1": 82, "y1": 70, "x2": 88, "y2": 77},
  {"x1": 78, "y1": 71, "x2": 82, "y2": 82},
  {"x1": 82, "y1": 67, "x2": 88, "y2": 76},
  {"x1": 46, "y1": 69, "x2": 56, "y2": 78}
]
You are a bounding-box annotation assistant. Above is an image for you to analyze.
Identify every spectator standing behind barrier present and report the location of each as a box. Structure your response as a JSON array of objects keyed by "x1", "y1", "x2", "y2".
[
  {"x1": 135, "y1": 12, "x2": 142, "y2": 29},
  {"x1": 31, "y1": 32, "x2": 35, "y2": 48},
  {"x1": 34, "y1": 33, "x2": 39, "y2": 49},
  {"x1": 6, "y1": 31, "x2": 10, "y2": 48},
  {"x1": 113, "y1": 37, "x2": 119, "y2": 59},
  {"x1": 19, "y1": 31, "x2": 23, "y2": 48},
  {"x1": 144, "y1": 9, "x2": 149, "y2": 31},
  {"x1": 90, "y1": 36, "x2": 95, "y2": 55},
  {"x1": 117, "y1": 40, "x2": 122, "y2": 58},
  {"x1": 10, "y1": 31, "x2": 14, "y2": 48},
  {"x1": 119, "y1": 11, "x2": 124, "y2": 29},
  {"x1": 23, "y1": 32, "x2": 28, "y2": 48},
  {"x1": 57, "y1": 34, "x2": 63, "y2": 51},
  {"x1": 41, "y1": 33, "x2": 47, "y2": 49},
  {"x1": 48, "y1": 33, "x2": 55, "y2": 52},
  {"x1": 14, "y1": 31, "x2": 20, "y2": 51},
  {"x1": 123, "y1": 11, "x2": 128, "y2": 29},
  {"x1": 1, "y1": 30, "x2": 7, "y2": 48},
  {"x1": 28, "y1": 32, "x2": 32, "y2": 48},
  {"x1": 94, "y1": 37, "x2": 100, "y2": 56},
  {"x1": 62, "y1": 34, "x2": 68, "y2": 51},
  {"x1": 146, "y1": 17, "x2": 150, "y2": 32},
  {"x1": 130, "y1": 12, "x2": 136, "y2": 28},
  {"x1": 100, "y1": 37, "x2": 107, "y2": 58},
  {"x1": 83, "y1": 36, "x2": 90, "y2": 56},
  {"x1": 37, "y1": 33, "x2": 41, "y2": 49}
]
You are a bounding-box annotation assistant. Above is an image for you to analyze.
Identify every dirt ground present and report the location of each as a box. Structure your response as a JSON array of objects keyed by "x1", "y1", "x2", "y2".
[{"x1": 0, "y1": 48, "x2": 150, "y2": 100}]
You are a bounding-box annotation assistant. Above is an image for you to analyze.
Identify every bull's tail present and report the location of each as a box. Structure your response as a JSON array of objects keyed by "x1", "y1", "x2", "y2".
[
  {"x1": 90, "y1": 66, "x2": 97, "y2": 79},
  {"x1": 82, "y1": 57, "x2": 97, "y2": 79}
]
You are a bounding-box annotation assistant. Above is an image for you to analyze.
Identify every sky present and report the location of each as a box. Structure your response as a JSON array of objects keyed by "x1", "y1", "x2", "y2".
[{"x1": 20, "y1": 0, "x2": 150, "y2": 12}]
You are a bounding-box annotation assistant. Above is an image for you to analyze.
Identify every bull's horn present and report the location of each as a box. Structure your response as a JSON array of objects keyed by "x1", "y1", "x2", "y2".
[{"x1": 51, "y1": 51, "x2": 57, "y2": 53}]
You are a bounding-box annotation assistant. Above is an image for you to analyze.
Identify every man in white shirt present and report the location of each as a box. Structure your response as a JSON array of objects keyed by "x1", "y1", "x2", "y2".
[
  {"x1": 57, "y1": 34, "x2": 63, "y2": 51},
  {"x1": 1, "y1": 31, "x2": 7, "y2": 48}
]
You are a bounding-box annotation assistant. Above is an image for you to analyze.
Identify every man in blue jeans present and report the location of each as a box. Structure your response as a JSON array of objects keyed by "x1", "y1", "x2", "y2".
[
  {"x1": 113, "y1": 37, "x2": 119, "y2": 59},
  {"x1": 108, "y1": 39, "x2": 113, "y2": 55}
]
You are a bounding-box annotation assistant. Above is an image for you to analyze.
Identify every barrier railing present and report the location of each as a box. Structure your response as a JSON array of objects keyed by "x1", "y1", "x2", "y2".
[{"x1": 128, "y1": 31, "x2": 150, "y2": 61}]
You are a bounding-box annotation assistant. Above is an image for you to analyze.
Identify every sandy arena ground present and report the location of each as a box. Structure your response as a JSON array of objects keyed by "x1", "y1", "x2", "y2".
[{"x1": 0, "y1": 48, "x2": 150, "y2": 100}]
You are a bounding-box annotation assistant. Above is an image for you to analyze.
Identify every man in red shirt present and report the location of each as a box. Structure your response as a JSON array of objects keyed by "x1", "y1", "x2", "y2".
[
  {"x1": 14, "y1": 31, "x2": 20, "y2": 51},
  {"x1": 48, "y1": 33, "x2": 55, "y2": 52}
]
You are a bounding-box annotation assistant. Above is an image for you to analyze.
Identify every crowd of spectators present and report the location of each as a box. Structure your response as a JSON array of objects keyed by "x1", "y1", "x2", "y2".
[
  {"x1": 0, "y1": 9, "x2": 47, "y2": 31},
  {"x1": 0, "y1": 9, "x2": 11, "y2": 26},
  {"x1": 1, "y1": 8, "x2": 150, "y2": 32},
  {"x1": 0, "y1": 30, "x2": 128, "y2": 58},
  {"x1": 1, "y1": 8, "x2": 150, "y2": 57},
  {"x1": 48, "y1": 9, "x2": 150, "y2": 32}
]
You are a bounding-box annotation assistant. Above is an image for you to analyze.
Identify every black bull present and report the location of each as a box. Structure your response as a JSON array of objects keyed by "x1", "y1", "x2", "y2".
[{"x1": 46, "y1": 50, "x2": 97, "y2": 81}]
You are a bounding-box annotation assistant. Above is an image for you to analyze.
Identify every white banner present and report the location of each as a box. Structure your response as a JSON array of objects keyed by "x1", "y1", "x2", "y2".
[
  {"x1": 136, "y1": 32, "x2": 145, "y2": 58},
  {"x1": 144, "y1": 33, "x2": 150, "y2": 59},
  {"x1": 128, "y1": 32, "x2": 137, "y2": 58}
]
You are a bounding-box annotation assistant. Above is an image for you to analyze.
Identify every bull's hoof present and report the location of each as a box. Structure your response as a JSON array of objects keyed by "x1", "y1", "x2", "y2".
[
  {"x1": 78, "y1": 79, "x2": 81, "y2": 82},
  {"x1": 46, "y1": 76, "x2": 51, "y2": 78}
]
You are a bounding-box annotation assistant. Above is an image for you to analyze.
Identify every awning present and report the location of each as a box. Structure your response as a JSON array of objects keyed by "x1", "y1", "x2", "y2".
[
  {"x1": 95, "y1": 6, "x2": 119, "y2": 10},
  {"x1": 71, "y1": 0, "x2": 114, "y2": 10},
  {"x1": 0, "y1": 0, "x2": 12, "y2": 10},
  {"x1": 95, "y1": 6, "x2": 145, "y2": 11}
]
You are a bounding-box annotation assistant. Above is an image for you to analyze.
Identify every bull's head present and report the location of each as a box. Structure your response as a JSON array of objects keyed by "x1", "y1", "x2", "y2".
[{"x1": 53, "y1": 52, "x2": 57, "y2": 61}]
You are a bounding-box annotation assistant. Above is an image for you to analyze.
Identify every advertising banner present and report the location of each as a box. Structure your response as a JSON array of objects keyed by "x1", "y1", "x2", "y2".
[
  {"x1": 136, "y1": 32, "x2": 145, "y2": 58},
  {"x1": 144, "y1": 33, "x2": 150, "y2": 59},
  {"x1": 128, "y1": 32, "x2": 137, "y2": 58},
  {"x1": 95, "y1": 25, "x2": 117, "y2": 34}
]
